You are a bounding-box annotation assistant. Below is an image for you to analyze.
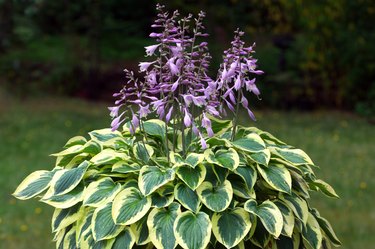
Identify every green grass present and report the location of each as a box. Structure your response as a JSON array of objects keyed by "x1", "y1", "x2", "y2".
[{"x1": 1, "y1": 97, "x2": 374, "y2": 249}]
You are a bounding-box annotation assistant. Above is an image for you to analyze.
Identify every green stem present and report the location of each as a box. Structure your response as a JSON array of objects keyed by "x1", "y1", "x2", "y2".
[{"x1": 231, "y1": 90, "x2": 242, "y2": 141}]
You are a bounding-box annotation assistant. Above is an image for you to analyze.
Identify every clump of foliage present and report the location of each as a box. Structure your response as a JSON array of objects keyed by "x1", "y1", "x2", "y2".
[{"x1": 13, "y1": 4, "x2": 341, "y2": 249}]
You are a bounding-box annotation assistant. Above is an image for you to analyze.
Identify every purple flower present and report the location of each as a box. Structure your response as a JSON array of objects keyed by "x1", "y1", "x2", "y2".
[
  {"x1": 234, "y1": 75, "x2": 242, "y2": 90},
  {"x1": 184, "y1": 109, "x2": 192, "y2": 127},
  {"x1": 145, "y1": 44, "x2": 160, "y2": 56},
  {"x1": 166, "y1": 106, "x2": 174, "y2": 123},
  {"x1": 108, "y1": 105, "x2": 121, "y2": 118},
  {"x1": 139, "y1": 105, "x2": 151, "y2": 118},
  {"x1": 111, "y1": 112, "x2": 125, "y2": 131},
  {"x1": 200, "y1": 134, "x2": 207, "y2": 149},
  {"x1": 139, "y1": 61, "x2": 155, "y2": 72}
]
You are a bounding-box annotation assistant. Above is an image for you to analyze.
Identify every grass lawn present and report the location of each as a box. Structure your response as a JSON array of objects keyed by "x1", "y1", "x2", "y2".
[{"x1": 1, "y1": 97, "x2": 374, "y2": 249}]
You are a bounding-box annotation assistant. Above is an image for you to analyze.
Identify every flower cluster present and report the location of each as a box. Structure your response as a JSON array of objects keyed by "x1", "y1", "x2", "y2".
[{"x1": 109, "y1": 4, "x2": 263, "y2": 150}]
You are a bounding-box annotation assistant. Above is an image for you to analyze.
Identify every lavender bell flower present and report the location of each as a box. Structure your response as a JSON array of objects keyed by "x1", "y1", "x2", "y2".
[
  {"x1": 139, "y1": 61, "x2": 155, "y2": 72},
  {"x1": 145, "y1": 44, "x2": 160, "y2": 56}
]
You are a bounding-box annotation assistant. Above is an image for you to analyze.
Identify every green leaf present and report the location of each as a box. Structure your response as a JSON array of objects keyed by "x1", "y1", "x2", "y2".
[
  {"x1": 13, "y1": 170, "x2": 54, "y2": 200},
  {"x1": 64, "y1": 136, "x2": 87, "y2": 148},
  {"x1": 112, "y1": 187, "x2": 151, "y2": 225},
  {"x1": 83, "y1": 177, "x2": 122, "y2": 207},
  {"x1": 51, "y1": 204, "x2": 81, "y2": 232},
  {"x1": 147, "y1": 203, "x2": 181, "y2": 249},
  {"x1": 90, "y1": 149, "x2": 128, "y2": 165},
  {"x1": 234, "y1": 166, "x2": 257, "y2": 190},
  {"x1": 302, "y1": 213, "x2": 322, "y2": 249},
  {"x1": 176, "y1": 164, "x2": 206, "y2": 190},
  {"x1": 76, "y1": 208, "x2": 94, "y2": 244},
  {"x1": 310, "y1": 179, "x2": 339, "y2": 198},
  {"x1": 185, "y1": 153, "x2": 205, "y2": 168},
  {"x1": 130, "y1": 215, "x2": 150, "y2": 245},
  {"x1": 45, "y1": 161, "x2": 90, "y2": 197},
  {"x1": 310, "y1": 209, "x2": 341, "y2": 246},
  {"x1": 92, "y1": 202, "x2": 124, "y2": 241},
  {"x1": 112, "y1": 161, "x2": 141, "y2": 174},
  {"x1": 89, "y1": 128, "x2": 122, "y2": 142},
  {"x1": 212, "y1": 208, "x2": 251, "y2": 248},
  {"x1": 214, "y1": 148, "x2": 240, "y2": 171},
  {"x1": 279, "y1": 192, "x2": 309, "y2": 224},
  {"x1": 232, "y1": 133, "x2": 266, "y2": 153},
  {"x1": 139, "y1": 166, "x2": 175, "y2": 196},
  {"x1": 174, "y1": 211, "x2": 212, "y2": 249},
  {"x1": 150, "y1": 184, "x2": 175, "y2": 208},
  {"x1": 249, "y1": 219, "x2": 271, "y2": 248},
  {"x1": 248, "y1": 149, "x2": 271, "y2": 166},
  {"x1": 51, "y1": 144, "x2": 83, "y2": 157},
  {"x1": 174, "y1": 183, "x2": 200, "y2": 213},
  {"x1": 133, "y1": 142, "x2": 154, "y2": 163},
  {"x1": 273, "y1": 148, "x2": 313, "y2": 165},
  {"x1": 143, "y1": 119, "x2": 166, "y2": 141},
  {"x1": 63, "y1": 226, "x2": 77, "y2": 249},
  {"x1": 273, "y1": 200, "x2": 295, "y2": 237},
  {"x1": 244, "y1": 199, "x2": 283, "y2": 237},
  {"x1": 230, "y1": 176, "x2": 255, "y2": 199},
  {"x1": 41, "y1": 184, "x2": 84, "y2": 209},
  {"x1": 257, "y1": 164, "x2": 291, "y2": 194},
  {"x1": 209, "y1": 116, "x2": 233, "y2": 136},
  {"x1": 206, "y1": 137, "x2": 232, "y2": 148},
  {"x1": 196, "y1": 180, "x2": 233, "y2": 212},
  {"x1": 80, "y1": 140, "x2": 102, "y2": 154},
  {"x1": 112, "y1": 227, "x2": 135, "y2": 249}
]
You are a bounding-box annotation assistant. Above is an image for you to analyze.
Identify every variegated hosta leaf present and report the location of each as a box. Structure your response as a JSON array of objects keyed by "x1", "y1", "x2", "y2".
[
  {"x1": 176, "y1": 164, "x2": 206, "y2": 190},
  {"x1": 310, "y1": 209, "x2": 341, "y2": 247},
  {"x1": 196, "y1": 180, "x2": 233, "y2": 212},
  {"x1": 208, "y1": 148, "x2": 240, "y2": 171},
  {"x1": 212, "y1": 165, "x2": 229, "y2": 183},
  {"x1": 210, "y1": 116, "x2": 232, "y2": 136},
  {"x1": 244, "y1": 199, "x2": 283, "y2": 237},
  {"x1": 143, "y1": 119, "x2": 166, "y2": 141},
  {"x1": 80, "y1": 140, "x2": 102, "y2": 155},
  {"x1": 147, "y1": 203, "x2": 181, "y2": 249},
  {"x1": 174, "y1": 183, "x2": 200, "y2": 213},
  {"x1": 310, "y1": 179, "x2": 339, "y2": 198},
  {"x1": 240, "y1": 127, "x2": 287, "y2": 146},
  {"x1": 112, "y1": 227, "x2": 135, "y2": 249},
  {"x1": 235, "y1": 165, "x2": 257, "y2": 190},
  {"x1": 206, "y1": 137, "x2": 232, "y2": 148},
  {"x1": 81, "y1": 232, "x2": 115, "y2": 249},
  {"x1": 250, "y1": 219, "x2": 271, "y2": 248},
  {"x1": 112, "y1": 187, "x2": 151, "y2": 225},
  {"x1": 273, "y1": 200, "x2": 295, "y2": 237},
  {"x1": 231, "y1": 177, "x2": 255, "y2": 199},
  {"x1": 133, "y1": 142, "x2": 154, "y2": 163},
  {"x1": 174, "y1": 211, "x2": 212, "y2": 249},
  {"x1": 44, "y1": 161, "x2": 90, "y2": 198},
  {"x1": 89, "y1": 128, "x2": 122, "y2": 142},
  {"x1": 302, "y1": 213, "x2": 322, "y2": 249},
  {"x1": 290, "y1": 171, "x2": 310, "y2": 199},
  {"x1": 185, "y1": 153, "x2": 205, "y2": 168},
  {"x1": 63, "y1": 226, "x2": 77, "y2": 249},
  {"x1": 248, "y1": 149, "x2": 271, "y2": 166},
  {"x1": 150, "y1": 184, "x2": 175, "y2": 208},
  {"x1": 41, "y1": 184, "x2": 84, "y2": 209},
  {"x1": 51, "y1": 204, "x2": 81, "y2": 232},
  {"x1": 139, "y1": 166, "x2": 175, "y2": 196},
  {"x1": 92, "y1": 202, "x2": 123, "y2": 241},
  {"x1": 76, "y1": 208, "x2": 95, "y2": 244},
  {"x1": 51, "y1": 144, "x2": 84, "y2": 157},
  {"x1": 212, "y1": 208, "x2": 251, "y2": 248},
  {"x1": 90, "y1": 149, "x2": 128, "y2": 166},
  {"x1": 273, "y1": 147, "x2": 314, "y2": 166},
  {"x1": 232, "y1": 133, "x2": 266, "y2": 153},
  {"x1": 279, "y1": 192, "x2": 309, "y2": 225},
  {"x1": 257, "y1": 164, "x2": 292, "y2": 194},
  {"x1": 112, "y1": 161, "x2": 140, "y2": 174},
  {"x1": 83, "y1": 177, "x2": 122, "y2": 207},
  {"x1": 13, "y1": 170, "x2": 54, "y2": 200},
  {"x1": 130, "y1": 215, "x2": 150, "y2": 245},
  {"x1": 64, "y1": 136, "x2": 87, "y2": 148}
]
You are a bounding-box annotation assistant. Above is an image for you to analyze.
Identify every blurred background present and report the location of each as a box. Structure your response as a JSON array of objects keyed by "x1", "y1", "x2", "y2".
[{"x1": 0, "y1": 0, "x2": 374, "y2": 248}]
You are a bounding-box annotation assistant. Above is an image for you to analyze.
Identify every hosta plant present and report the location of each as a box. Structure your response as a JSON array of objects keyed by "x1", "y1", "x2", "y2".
[{"x1": 13, "y1": 4, "x2": 341, "y2": 249}]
